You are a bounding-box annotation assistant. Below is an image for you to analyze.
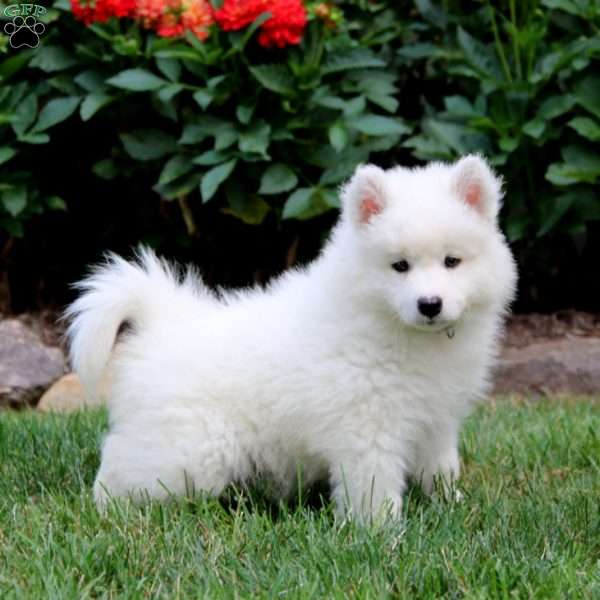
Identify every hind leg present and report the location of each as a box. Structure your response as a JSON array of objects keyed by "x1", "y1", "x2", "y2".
[{"x1": 94, "y1": 413, "x2": 247, "y2": 508}]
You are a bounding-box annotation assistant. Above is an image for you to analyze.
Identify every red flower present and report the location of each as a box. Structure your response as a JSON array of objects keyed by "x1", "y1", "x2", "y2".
[
  {"x1": 71, "y1": 0, "x2": 305, "y2": 45},
  {"x1": 213, "y1": 0, "x2": 267, "y2": 30},
  {"x1": 71, "y1": 0, "x2": 136, "y2": 24},
  {"x1": 72, "y1": 0, "x2": 213, "y2": 39},
  {"x1": 214, "y1": 0, "x2": 307, "y2": 47},
  {"x1": 136, "y1": 0, "x2": 213, "y2": 39}
]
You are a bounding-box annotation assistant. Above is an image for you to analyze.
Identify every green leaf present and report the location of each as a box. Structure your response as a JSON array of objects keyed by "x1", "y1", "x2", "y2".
[
  {"x1": 180, "y1": 125, "x2": 208, "y2": 145},
  {"x1": 546, "y1": 145, "x2": 600, "y2": 185},
  {"x1": 193, "y1": 89, "x2": 213, "y2": 110},
  {"x1": 328, "y1": 123, "x2": 348, "y2": 152},
  {"x1": 158, "y1": 155, "x2": 194, "y2": 185},
  {"x1": 315, "y1": 95, "x2": 346, "y2": 111},
  {"x1": 568, "y1": 117, "x2": 600, "y2": 141},
  {"x1": 457, "y1": 27, "x2": 502, "y2": 82},
  {"x1": 0, "y1": 147, "x2": 17, "y2": 166},
  {"x1": 33, "y1": 97, "x2": 81, "y2": 132},
  {"x1": 18, "y1": 133, "x2": 50, "y2": 144},
  {"x1": 259, "y1": 164, "x2": 298, "y2": 195},
  {"x1": 154, "y1": 48, "x2": 204, "y2": 62},
  {"x1": 282, "y1": 188, "x2": 337, "y2": 220},
  {"x1": 545, "y1": 163, "x2": 580, "y2": 186},
  {"x1": 414, "y1": 0, "x2": 449, "y2": 28},
  {"x1": 397, "y1": 43, "x2": 444, "y2": 60},
  {"x1": 159, "y1": 84, "x2": 184, "y2": 103},
  {"x1": 499, "y1": 137, "x2": 519, "y2": 152},
  {"x1": 80, "y1": 93, "x2": 113, "y2": 121},
  {"x1": 282, "y1": 188, "x2": 312, "y2": 219},
  {"x1": 236, "y1": 105, "x2": 254, "y2": 125},
  {"x1": 541, "y1": 0, "x2": 591, "y2": 17},
  {"x1": 30, "y1": 46, "x2": 77, "y2": 72},
  {"x1": 74, "y1": 70, "x2": 107, "y2": 93},
  {"x1": 537, "y1": 192, "x2": 576, "y2": 237},
  {"x1": 367, "y1": 93, "x2": 399, "y2": 113},
  {"x1": 573, "y1": 76, "x2": 600, "y2": 119},
  {"x1": 192, "y1": 150, "x2": 231, "y2": 166},
  {"x1": 11, "y1": 93, "x2": 37, "y2": 136},
  {"x1": 238, "y1": 121, "x2": 271, "y2": 156},
  {"x1": 227, "y1": 185, "x2": 270, "y2": 225},
  {"x1": 207, "y1": 75, "x2": 227, "y2": 89},
  {"x1": 344, "y1": 96, "x2": 366, "y2": 117},
  {"x1": 107, "y1": 69, "x2": 167, "y2": 91},
  {"x1": 536, "y1": 95, "x2": 576, "y2": 120},
  {"x1": 563, "y1": 145, "x2": 600, "y2": 174},
  {"x1": 322, "y1": 48, "x2": 386, "y2": 75},
  {"x1": 444, "y1": 96, "x2": 478, "y2": 118},
  {"x1": 179, "y1": 117, "x2": 235, "y2": 145},
  {"x1": 155, "y1": 58, "x2": 181, "y2": 83},
  {"x1": 307, "y1": 145, "x2": 369, "y2": 170},
  {"x1": 424, "y1": 119, "x2": 491, "y2": 155},
  {"x1": 249, "y1": 65, "x2": 294, "y2": 96},
  {"x1": 201, "y1": 160, "x2": 237, "y2": 202},
  {"x1": 215, "y1": 129, "x2": 238, "y2": 151},
  {"x1": 46, "y1": 196, "x2": 67, "y2": 211},
  {"x1": 319, "y1": 160, "x2": 362, "y2": 186},
  {"x1": 522, "y1": 119, "x2": 546, "y2": 139},
  {"x1": 349, "y1": 115, "x2": 410, "y2": 136},
  {"x1": 2, "y1": 186, "x2": 27, "y2": 217},
  {"x1": 153, "y1": 97, "x2": 177, "y2": 123},
  {"x1": 0, "y1": 52, "x2": 32, "y2": 80},
  {"x1": 120, "y1": 130, "x2": 177, "y2": 161},
  {"x1": 92, "y1": 159, "x2": 118, "y2": 180},
  {"x1": 154, "y1": 173, "x2": 203, "y2": 201}
]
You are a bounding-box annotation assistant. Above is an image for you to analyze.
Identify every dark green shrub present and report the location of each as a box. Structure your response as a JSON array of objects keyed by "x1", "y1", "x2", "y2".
[
  {"x1": 397, "y1": 0, "x2": 600, "y2": 245},
  {"x1": 0, "y1": 0, "x2": 410, "y2": 237}
]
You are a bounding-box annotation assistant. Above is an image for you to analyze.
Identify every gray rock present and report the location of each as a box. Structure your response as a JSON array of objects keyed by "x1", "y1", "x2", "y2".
[
  {"x1": 493, "y1": 336, "x2": 600, "y2": 395},
  {"x1": 0, "y1": 319, "x2": 66, "y2": 408}
]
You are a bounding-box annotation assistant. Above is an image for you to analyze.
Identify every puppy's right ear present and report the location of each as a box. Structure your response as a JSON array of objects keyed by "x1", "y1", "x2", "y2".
[{"x1": 341, "y1": 164, "x2": 387, "y2": 225}]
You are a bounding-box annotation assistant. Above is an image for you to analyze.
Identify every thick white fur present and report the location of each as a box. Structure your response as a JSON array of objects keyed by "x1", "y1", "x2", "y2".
[{"x1": 67, "y1": 155, "x2": 517, "y2": 522}]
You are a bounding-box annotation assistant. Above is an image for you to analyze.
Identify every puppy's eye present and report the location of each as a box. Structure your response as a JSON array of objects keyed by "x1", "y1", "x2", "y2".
[
  {"x1": 444, "y1": 256, "x2": 461, "y2": 268},
  {"x1": 392, "y1": 259, "x2": 410, "y2": 273}
]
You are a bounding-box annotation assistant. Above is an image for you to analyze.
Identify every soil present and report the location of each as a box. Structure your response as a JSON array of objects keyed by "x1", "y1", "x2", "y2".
[{"x1": 503, "y1": 310, "x2": 600, "y2": 348}]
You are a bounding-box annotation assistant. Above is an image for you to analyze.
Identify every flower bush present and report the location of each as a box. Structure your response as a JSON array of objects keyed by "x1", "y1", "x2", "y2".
[
  {"x1": 70, "y1": 0, "x2": 308, "y2": 46},
  {"x1": 0, "y1": 0, "x2": 598, "y2": 309}
]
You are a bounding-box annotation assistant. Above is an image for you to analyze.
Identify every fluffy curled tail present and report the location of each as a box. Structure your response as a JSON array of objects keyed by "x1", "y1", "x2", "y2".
[{"x1": 65, "y1": 247, "x2": 203, "y2": 400}]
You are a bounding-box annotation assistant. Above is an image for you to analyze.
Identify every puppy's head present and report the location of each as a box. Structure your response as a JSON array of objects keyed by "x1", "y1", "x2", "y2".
[{"x1": 340, "y1": 155, "x2": 517, "y2": 331}]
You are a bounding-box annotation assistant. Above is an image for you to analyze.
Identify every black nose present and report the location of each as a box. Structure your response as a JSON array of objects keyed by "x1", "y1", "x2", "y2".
[{"x1": 418, "y1": 296, "x2": 443, "y2": 319}]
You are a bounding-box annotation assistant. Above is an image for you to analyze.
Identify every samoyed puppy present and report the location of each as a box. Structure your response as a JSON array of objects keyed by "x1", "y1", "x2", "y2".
[{"x1": 67, "y1": 154, "x2": 517, "y2": 522}]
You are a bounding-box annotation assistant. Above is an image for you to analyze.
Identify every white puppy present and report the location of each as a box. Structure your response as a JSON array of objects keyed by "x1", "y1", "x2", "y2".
[{"x1": 67, "y1": 155, "x2": 517, "y2": 521}]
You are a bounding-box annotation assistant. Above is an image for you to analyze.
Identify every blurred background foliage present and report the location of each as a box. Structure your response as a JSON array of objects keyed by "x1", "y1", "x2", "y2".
[{"x1": 0, "y1": 0, "x2": 598, "y2": 312}]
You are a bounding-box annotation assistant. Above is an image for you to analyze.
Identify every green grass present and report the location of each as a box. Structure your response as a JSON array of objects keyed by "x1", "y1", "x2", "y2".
[{"x1": 0, "y1": 400, "x2": 599, "y2": 599}]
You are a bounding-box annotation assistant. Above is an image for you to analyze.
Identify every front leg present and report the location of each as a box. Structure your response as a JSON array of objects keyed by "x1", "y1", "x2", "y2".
[
  {"x1": 329, "y1": 447, "x2": 409, "y2": 523},
  {"x1": 413, "y1": 421, "x2": 461, "y2": 498}
]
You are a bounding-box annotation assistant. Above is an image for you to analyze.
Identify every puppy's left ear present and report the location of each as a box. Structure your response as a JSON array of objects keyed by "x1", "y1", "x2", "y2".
[
  {"x1": 452, "y1": 154, "x2": 502, "y2": 221},
  {"x1": 341, "y1": 164, "x2": 388, "y2": 226}
]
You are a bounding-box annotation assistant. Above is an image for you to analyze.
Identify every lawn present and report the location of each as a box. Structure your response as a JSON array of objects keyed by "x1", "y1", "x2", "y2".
[{"x1": 0, "y1": 399, "x2": 599, "y2": 599}]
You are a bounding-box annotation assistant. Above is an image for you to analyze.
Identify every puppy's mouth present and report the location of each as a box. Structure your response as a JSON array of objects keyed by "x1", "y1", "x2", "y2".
[{"x1": 413, "y1": 317, "x2": 456, "y2": 334}]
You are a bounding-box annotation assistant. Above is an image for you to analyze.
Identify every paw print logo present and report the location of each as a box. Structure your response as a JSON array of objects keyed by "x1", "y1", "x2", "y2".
[{"x1": 4, "y1": 15, "x2": 45, "y2": 49}]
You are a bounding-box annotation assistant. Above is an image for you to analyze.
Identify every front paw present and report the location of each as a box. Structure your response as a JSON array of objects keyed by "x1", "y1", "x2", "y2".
[
  {"x1": 421, "y1": 472, "x2": 463, "y2": 502},
  {"x1": 335, "y1": 493, "x2": 404, "y2": 525}
]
